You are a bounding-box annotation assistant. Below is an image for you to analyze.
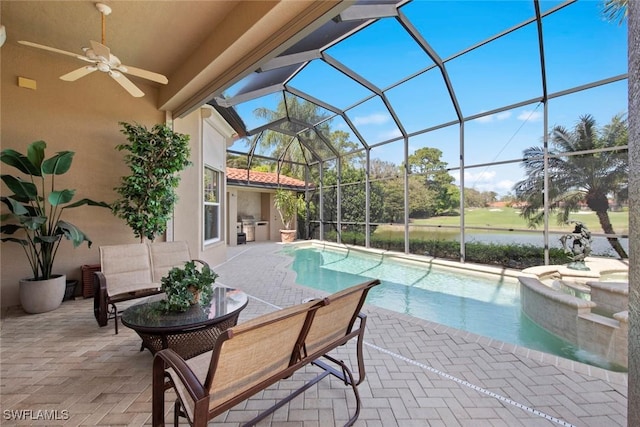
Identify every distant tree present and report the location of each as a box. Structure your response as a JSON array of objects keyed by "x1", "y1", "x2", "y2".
[
  {"x1": 380, "y1": 177, "x2": 404, "y2": 223},
  {"x1": 464, "y1": 188, "x2": 499, "y2": 208},
  {"x1": 370, "y1": 159, "x2": 401, "y2": 180},
  {"x1": 407, "y1": 147, "x2": 459, "y2": 216},
  {"x1": 513, "y1": 114, "x2": 628, "y2": 258},
  {"x1": 500, "y1": 192, "x2": 518, "y2": 207},
  {"x1": 226, "y1": 154, "x2": 249, "y2": 169},
  {"x1": 322, "y1": 166, "x2": 384, "y2": 224}
]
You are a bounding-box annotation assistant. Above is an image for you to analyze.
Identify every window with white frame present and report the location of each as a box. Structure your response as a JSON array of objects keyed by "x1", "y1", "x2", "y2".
[{"x1": 204, "y1": 166, "x2": 220, "y2": 243}]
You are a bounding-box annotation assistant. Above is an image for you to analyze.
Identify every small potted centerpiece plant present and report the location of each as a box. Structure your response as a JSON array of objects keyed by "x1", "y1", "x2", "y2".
[
  {"x1": 159, "y1": 261, "x2": 219, "y2": 312},
  {"x1": 1, "y1": 141, "x2": 110, "y2": 313}
]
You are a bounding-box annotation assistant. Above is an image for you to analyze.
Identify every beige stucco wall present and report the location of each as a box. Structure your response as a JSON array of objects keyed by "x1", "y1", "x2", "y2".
[
  {"x1": 172, "y1": 106, "x2": 232, "y2": 268},
  {"x1": 1, "y1": 43, "x2": 164, "y2": 308}
]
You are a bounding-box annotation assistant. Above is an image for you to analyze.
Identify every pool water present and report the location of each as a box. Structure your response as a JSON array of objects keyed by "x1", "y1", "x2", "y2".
[{"x1": 286, "y1": 246, "x2": 622, "y2": 371}]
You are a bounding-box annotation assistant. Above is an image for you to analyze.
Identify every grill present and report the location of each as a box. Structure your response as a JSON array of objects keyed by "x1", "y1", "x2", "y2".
[{"x1": 239, "y1": 216, "x2": 256, "y2": 242}]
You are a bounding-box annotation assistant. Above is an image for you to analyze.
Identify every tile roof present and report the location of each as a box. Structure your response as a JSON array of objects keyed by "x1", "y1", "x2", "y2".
[{"x1": 227, "y1": 167, "x2": 307, "y2": 189}]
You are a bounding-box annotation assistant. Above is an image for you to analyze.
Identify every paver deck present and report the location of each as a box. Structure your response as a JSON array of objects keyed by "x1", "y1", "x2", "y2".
[{"x1": 0, "y1": 242, "x2": 628, "y2": 426}]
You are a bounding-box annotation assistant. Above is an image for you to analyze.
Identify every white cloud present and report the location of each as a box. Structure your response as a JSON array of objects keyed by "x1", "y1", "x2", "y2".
[
  {"x1": 473, "y1": 111, "x2": 511, "y2": 123},
  {"x1": 517, "y1": 110, "x2": 543, "y2": 122},
  {"x1": 379, "y1": 128, "x2": 403, "y2": 140},
  {"x1": 475, "y1": 114, "x2": 494, "y2": 123},
  {"x1": 464, "y1": 170, "x2": 496, "y2": 183},
  {"x1": 494, "y1": 179, "x2": 516, "y2": 192},
  {"x1": 353, "y1": 113, "x2": 389, "y2": 126},
  {"x1": 454, "y1": 171, "x2": 517, "y2": 196},
  {"x1": 496, "y1": 111, "x2": 512, "y2": 121}
]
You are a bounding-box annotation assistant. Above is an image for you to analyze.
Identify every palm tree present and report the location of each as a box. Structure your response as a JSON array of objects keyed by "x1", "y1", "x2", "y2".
[
  {"x1": 253, "y1": 95, "x2": 335, "y2": 179},
  {"x1": 514, "y1": 114, "x2": 628, "y2": 258},
  {"x1": 602, "y1": 0, "x2": 628, "y2": 25}
]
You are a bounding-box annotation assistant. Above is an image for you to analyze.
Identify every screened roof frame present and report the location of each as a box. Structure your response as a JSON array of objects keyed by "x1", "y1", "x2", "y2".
[{"x1": 210, "y1": 0, "x2": 592, "y2": 169}]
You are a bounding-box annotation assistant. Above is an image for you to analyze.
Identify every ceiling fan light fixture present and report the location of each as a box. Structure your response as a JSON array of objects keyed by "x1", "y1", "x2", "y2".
[
  {"x1": 0, "y1": 25, "x2": 6, "y2": 48},
  {"x1": 95, "y1": 3, "x2": 112, "y2": 16},
  {"x1": 97, "y1": 62, "x2": 110, "y2": 72}
]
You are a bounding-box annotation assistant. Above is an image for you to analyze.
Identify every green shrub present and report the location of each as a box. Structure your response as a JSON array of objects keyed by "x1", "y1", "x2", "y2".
[{"x1": 324, "y1": 231, "x2": 572, "y2": 269}]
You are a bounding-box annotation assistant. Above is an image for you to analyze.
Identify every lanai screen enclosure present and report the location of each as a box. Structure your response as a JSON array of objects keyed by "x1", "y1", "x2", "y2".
[{"x1": 211, "y1": 0, "x2": 628, "y2": 264}]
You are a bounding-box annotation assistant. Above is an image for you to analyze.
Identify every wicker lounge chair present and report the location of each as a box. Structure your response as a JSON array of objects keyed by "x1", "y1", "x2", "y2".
[{"x1": 152, "y1": 279, "x2": 380, "y2": 427}]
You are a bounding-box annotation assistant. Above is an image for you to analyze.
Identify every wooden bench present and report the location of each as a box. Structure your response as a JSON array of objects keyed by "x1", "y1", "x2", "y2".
[
  {"x1": 152, "y1": 279, "x2": 381, "y2": 427},
  {"x1": 94, "y1": 241, "x2": 208, "y2": 334}
]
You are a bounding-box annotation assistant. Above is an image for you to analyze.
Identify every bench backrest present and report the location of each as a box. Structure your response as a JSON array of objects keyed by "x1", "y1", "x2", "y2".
[
  {"x1": 303, "y1": 279, "x2": 380, "y2": 358},
  {"x1": 100, "y1": 243, "x2": 155, "y2": 297},
  {"x1": 169, "y1": 299, "x2": 326, "y2": 421},
  {"x1": 100, "y1": 241, "x2": 194, "y2": 297},
  {"x1": 148, "y1": 241, "x2": 192, "y2": 282}
]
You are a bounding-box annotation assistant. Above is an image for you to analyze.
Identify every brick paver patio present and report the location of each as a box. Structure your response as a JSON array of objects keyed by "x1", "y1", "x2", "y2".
[{"x1": 0, "y1": 242, "x2": 628, "y2": 426}]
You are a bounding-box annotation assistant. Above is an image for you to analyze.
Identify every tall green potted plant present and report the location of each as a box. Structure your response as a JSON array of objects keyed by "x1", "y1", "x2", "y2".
[
  {"x1": 1, "y1": 140, "x2": 110, "y2": 313},
  {"x1": 111, "y1": 122, "x2": 191, "y2": 242},
  {"x1": 273, "y1": 189, "x2": 304, "y2": 243}
]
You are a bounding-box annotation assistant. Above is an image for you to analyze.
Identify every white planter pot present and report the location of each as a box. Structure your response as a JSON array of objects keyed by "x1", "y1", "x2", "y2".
[{"x1": 19, "y1": 275, "x2": 66, "y2": 314}]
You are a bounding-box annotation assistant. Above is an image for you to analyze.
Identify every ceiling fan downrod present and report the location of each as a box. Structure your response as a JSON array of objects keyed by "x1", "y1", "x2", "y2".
[{"x1": 95, "y1": 3, "x2": 111, "y2": 45}]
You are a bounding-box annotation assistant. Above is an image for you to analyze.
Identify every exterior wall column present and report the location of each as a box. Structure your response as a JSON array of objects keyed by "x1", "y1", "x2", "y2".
[{"x1": 628, "y1": 0, "x2": 639, "y2": 423}]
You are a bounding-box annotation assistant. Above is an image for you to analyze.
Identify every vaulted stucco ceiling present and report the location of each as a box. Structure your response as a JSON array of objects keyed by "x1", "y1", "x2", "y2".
[{"x1": 1, "y1": 1, "x2": 350, "y2": 115}]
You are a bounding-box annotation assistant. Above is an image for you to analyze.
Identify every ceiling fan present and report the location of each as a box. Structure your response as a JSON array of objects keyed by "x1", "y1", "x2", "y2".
[{"x1": 18, "y1": 2, "x2": 168, "y2": 98}]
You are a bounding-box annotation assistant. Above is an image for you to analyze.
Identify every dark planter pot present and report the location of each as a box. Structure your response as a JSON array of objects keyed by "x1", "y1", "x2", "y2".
[{"x1": 64, "y1": 280, "x2": 78, "y2": 301}]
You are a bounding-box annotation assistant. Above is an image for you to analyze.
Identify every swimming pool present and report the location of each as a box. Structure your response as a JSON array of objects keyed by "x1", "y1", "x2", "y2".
[{"x1": 285, "y1": 244, "x2": 623, "y2": 371}]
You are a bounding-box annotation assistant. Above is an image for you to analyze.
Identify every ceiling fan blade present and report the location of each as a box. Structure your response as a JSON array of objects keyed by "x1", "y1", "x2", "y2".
[
  {"x1": 119, "y1": 64, "x2": 168, "y2": 84},
  {"x1": 89, "y1": 40, "x2": 111, "y2": 60},
  {"x1": 109, "y1": 71, "x2": 144, "y2": 97},
  {"x1": 60, "y1": 66, "x2": 98, "y2": 81},
  {"x1": 18, "y1": 40, "x2": 88, "y2": 61}
]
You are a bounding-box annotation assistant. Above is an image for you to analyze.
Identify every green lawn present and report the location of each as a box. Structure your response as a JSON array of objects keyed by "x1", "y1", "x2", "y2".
[{"x1": 392, "y1": 207, "x2": 629, "y2": 234}]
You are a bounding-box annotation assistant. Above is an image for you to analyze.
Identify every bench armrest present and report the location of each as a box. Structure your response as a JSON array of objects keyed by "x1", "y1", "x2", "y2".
[
  {"x1": 93, "y1": 271, "x2": 109, "y2": 326},
  {"x1": 153, "y1": 348, "x2": 208, "y2": 426},
  {"x1": 154, "y1": 348, "x2": 207, "y2": 401},
  {"x1": 192, "y1": 259, "x2": 211, "y2": 270}
]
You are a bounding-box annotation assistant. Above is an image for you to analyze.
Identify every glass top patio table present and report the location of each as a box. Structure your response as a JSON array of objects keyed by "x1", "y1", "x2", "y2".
[{"x1": 121, "y1": 286, "x2": 248, "y2": 359}]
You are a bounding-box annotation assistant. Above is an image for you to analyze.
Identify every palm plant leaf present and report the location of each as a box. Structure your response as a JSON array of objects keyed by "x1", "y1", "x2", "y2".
[
  {"x1": 49, "y1": 189, "x2": 75, "y2": 206},
  {"x1": 1, "y1": 175, "x2": 38, "y2": 200},
  {"x1": 57, "y1": 220, "x2": 92, "y2": 247},
  {"x1": 41, "y1": 151, "x2": 74, "y2": 175},
  {"x1": 27, "y1": 140, "x2": 47, "y2": 170},
  {"x1": 1, "y1": 196, "x2": 30, "y2": 216},
  {"x1": 1, "y1": 141, "x2": 109, "y2": 279},
  {"x1": 0, "y1": 149, "x2": 41, "y2": 176}
]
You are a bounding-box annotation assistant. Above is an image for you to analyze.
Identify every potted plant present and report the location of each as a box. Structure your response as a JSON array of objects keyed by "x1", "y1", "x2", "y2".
[
  {"x1": 273, "y1": 189, "x2": 304, "y2": 243},
  {"x1": 159, "y1": 261, "x2": 219, "y2": 312},
  {"x1": 1, "y1": 140, "x2": 110, "y2": 313},
  {"x1": 111, "y1": 122, "x2": 191, "y2": 242}
]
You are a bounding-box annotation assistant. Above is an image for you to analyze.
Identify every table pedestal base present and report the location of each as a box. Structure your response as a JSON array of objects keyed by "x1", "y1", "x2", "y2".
[{"x1": 135, "y1": 314, "x2": 240, "y2": 359}]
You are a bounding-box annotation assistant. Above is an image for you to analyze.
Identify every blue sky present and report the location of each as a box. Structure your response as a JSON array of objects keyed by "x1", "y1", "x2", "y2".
[{"x1": 229, "y1": 0, "x2": 628, "y2": 196}]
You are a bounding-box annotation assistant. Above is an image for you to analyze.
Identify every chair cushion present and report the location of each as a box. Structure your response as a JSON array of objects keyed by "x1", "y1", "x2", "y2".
[
  {"x1": 100, "y1": 243, "x2": 155, "y2": 297},
  {"x1": 149, "y1": 241, "x2": 192, "y2": 283}
]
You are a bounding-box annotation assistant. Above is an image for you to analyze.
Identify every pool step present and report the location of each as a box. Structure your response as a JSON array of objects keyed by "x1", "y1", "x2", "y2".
[{"x1": 578, "y1": 312, "x2": 620, "y2": 329}]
